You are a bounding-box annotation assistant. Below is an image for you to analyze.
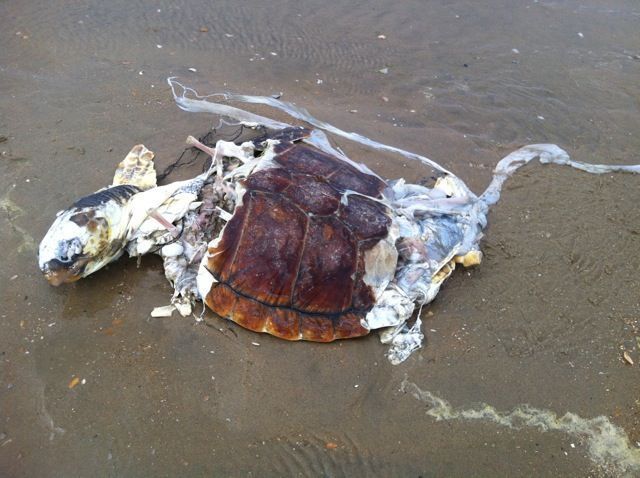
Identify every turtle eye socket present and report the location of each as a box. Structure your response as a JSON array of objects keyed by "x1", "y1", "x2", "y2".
[{"x1": 58, "y1": 238, "x2": 84, "y2": 263}]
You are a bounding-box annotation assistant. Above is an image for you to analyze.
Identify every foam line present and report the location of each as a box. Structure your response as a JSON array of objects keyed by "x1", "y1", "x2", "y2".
[{"x1": 402, "y1": 378, "x2": 640, "y2": 476}]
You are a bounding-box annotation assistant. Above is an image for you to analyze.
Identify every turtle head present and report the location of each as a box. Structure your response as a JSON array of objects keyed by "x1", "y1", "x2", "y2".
[
  {"x1": 38, "y1": 206, "x2": 120, "y2": 286},
  {"x1": 39, "y1": 144, "x2": 157, "y2": 286}
]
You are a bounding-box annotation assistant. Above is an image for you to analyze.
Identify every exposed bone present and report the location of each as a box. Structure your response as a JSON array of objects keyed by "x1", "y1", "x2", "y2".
[
  {"x1": 187, "y1": 135, "x2": 224, "y2": 178},
  {"x1": 173, "y1": 298, "x2": 193, "y2": 317},
  {"x1": 151, "y1": 305, "x2": 176, "y2": 317},
  {"x1": 215, "y1": 207, "x2": 233, "y2": 222},
  {"x1": 148, "y1": 210, "x2": 181, "y2": 238},
  {"x1": 186, "y1": 135, "x2": 216, "y2": 156}
]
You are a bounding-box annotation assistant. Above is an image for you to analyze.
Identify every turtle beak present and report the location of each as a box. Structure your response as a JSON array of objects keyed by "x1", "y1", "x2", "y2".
[{"x1": 41, "y1": 257, "x2": 88, "y2": 286}]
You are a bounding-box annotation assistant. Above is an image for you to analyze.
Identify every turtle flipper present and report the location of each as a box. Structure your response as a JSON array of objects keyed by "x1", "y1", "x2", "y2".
[{"x1": 112, "y1": 144, "x2": 157, "y2": 191}]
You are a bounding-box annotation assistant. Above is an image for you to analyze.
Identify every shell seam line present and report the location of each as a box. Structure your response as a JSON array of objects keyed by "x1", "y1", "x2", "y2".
[{"x1": 204, "y1": 265, "x2": 370, "y2": 320}]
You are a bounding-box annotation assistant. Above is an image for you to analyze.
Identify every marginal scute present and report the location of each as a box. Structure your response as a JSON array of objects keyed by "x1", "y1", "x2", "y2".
[
  {"x1": 206, "y1": 283, "x2": 237, "y2": 318},
  {"x1": 334, "y1": 313, "x2": 370, "y2": 339},
  {"x1": 232, "y1": 295, "x2": 268, "y2": 332},
  {"x1": 300, "y1": 315, "x2": 335, "y2": 342},
  {"x1": 264, "y1": 307, "x2": 300, "y2": 340}
]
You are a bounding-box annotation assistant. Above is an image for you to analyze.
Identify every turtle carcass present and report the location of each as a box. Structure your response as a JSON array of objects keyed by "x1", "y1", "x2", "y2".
[{"x1": 38, "y1": 80, "x2": 640, "y2": 364}]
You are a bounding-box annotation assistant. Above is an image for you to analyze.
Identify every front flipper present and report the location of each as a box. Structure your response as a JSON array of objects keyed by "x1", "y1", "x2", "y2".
[{"x1": 112, "y1": 144, "x2": 157, "y2": 191}]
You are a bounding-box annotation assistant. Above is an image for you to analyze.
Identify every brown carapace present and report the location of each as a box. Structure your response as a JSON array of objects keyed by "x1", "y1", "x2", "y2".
[{"x1": 202, "y1": 131, "x2": 392, "y2": 342}]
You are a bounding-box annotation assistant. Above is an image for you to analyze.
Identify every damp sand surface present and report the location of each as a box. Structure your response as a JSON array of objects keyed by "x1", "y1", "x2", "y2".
[{"x1": 1, "y1": 1, "x2": 640, "y2": 476}]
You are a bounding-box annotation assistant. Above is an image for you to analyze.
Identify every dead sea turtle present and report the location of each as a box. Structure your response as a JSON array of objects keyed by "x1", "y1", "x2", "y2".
[{"x1": 38, "y1": 80, "x2": 640, "y2": 364}]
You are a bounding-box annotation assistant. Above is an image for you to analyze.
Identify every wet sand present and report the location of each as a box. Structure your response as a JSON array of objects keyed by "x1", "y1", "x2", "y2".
[{"x1": 1, "y1": 0, "x2": 639, "y2": 476}]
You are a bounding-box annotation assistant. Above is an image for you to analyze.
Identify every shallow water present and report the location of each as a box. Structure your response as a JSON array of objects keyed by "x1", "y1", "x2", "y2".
[{"x1": 1, "y1": 0, "x2": 640, "y2": 476}]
